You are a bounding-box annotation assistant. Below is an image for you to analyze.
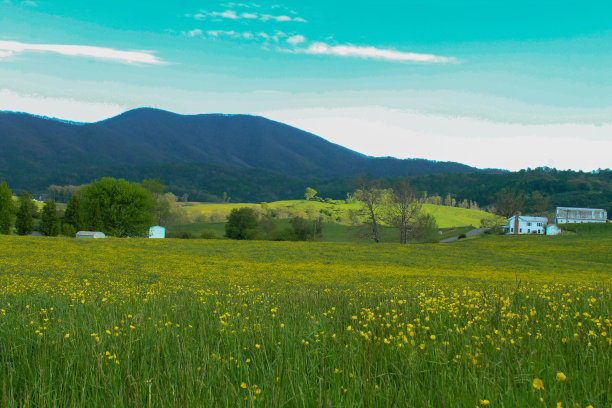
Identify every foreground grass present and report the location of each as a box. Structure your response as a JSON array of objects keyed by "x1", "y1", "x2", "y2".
[{"x1": 0, "y1": 234, "x2": 610, "y2": 407}]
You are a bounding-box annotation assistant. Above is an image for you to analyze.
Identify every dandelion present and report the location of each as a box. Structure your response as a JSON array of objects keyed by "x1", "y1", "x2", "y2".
[
  {"x1": 64, "y1": 333, "x2": 70, "y2": 339},
  {"x1": 556, "y1": 372, "x2": 567, "y2": 382},
  {"x1": 533, "y1": 378, "x2": 544, "y2": 390},
  {"x1": 480, "y1": 400, "x2": 490, "y2": 406},
  {"x1": 240, "y1": 382, "x2": 247, "y2": 389}
]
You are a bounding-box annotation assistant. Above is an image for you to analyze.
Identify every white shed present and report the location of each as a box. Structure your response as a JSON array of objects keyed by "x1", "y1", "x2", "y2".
[
  {"x1": 546, "y1": 224, "x2": 562, "y2": 236},
  {"x1": 76, "y1": 231, "x2": 106, "y2": 238},
  {"x1": 507, "y1": 215, "x2": 547, "y2": 235},
  {"x1": 149, "y1": 225, "x2": 166, "y2": 239}
]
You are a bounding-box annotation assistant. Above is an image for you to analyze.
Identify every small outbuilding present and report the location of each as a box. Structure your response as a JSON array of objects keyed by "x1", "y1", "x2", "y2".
[
  {"x1": 149, "y1": 225, "x2": 166, "y2": 239},
  {"x1": 507, "y1": 215, "x2": 547, "y2": 235},
  {"x1": 76, "y1": 231, "x2": 106, "y2": 239},
  {"x1": 546, "y1": 224, "x2": 562, "y2": 236}
]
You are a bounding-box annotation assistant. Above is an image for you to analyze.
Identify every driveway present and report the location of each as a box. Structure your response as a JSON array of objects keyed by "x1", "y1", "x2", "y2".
[{"x1": 439, "y1": 227, "x2": 487, "y2": 243}]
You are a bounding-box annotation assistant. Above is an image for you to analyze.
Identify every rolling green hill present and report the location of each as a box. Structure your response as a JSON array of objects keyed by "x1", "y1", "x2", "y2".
[
  {"x1": 178, "y1": 200, "x2": 501, "y2": 228},
  {"x1": 166, "y1": 200, "x2": 504, "y2": 243}
]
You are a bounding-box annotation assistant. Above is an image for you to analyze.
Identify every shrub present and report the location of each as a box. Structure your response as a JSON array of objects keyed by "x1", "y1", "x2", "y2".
[
  {"x1": 62, "y1": 223, "x2": 76, "y2": 237},
  {"x1": 225, "y1": 207, "x2": 259, "y2": 240},
  {"x1": 200, "y1": 229, "x2": 217, "y2": 239}
]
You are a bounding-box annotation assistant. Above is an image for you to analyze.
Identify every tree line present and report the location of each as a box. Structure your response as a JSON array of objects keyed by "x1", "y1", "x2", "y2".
[{"x1": 0, "y1": 178, "x2": 162, "y2": 237}]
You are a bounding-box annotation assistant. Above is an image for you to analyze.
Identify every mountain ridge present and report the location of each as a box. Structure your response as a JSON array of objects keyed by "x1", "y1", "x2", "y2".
[{"x1": 0, "y1": 108, "x2": 488, "y2": 201}]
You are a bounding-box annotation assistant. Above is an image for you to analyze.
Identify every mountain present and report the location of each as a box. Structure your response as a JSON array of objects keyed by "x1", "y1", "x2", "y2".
[{"x1": 0, "y1": 108, "x2": 485, "y2": 201}]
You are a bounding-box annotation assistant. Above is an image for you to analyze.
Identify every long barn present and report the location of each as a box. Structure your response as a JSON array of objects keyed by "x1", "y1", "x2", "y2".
[{"x1": 555, "y1": 207, "x2": 607, "y2": 224}]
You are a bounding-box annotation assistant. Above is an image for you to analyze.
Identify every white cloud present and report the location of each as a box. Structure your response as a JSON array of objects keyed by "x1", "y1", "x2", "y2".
[
  {"x1": 258, "y1": 106, "x2": 612, "y2": 171},
  {"x1": 0, "y1": 50, "x2": 15, "y2": 59},
  {"x1": 299, "y1": 42, "x2": 456, "y2": 63},
  {"x1": 0, "y1": 89, "x2": 126, "y2": 122},
  {"x1": 0, "y1": 40, "x2": 165, "y2": 64},
  {"x1": 216, "y1": 10, "x2": 238, "y2": 19},
  {"x1": 286, "y1": 34, "x2": 306, "y2": 45},
  {"x1": 206, "y1": 30, "x2": 261, "y2": 41},
  {"x1": 193, "y1": 9, "x2": 306, "y2": 22},
  {"x1": 186, "y1": 29, "x2": 203, "y2": 37}
]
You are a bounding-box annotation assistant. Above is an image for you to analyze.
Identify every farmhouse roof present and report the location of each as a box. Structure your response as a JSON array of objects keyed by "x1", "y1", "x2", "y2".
[{"x1": 508, "y1": 215, "x2": 548, "y2": 222}]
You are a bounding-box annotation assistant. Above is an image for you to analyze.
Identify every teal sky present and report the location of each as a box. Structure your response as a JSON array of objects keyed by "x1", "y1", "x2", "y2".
[{"x1": 1, "y1": 0, "x2": 611, "y2": 171}]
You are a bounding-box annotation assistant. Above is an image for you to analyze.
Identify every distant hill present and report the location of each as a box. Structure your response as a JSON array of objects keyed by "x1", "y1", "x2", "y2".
[{"x1": 0, "y1": 108, "x2": 485, "y2": 201}]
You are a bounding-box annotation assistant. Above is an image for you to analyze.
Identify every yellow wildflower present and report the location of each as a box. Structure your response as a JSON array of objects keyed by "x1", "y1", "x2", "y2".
[{"x1": 532, "y1": 378, "x2": 544, "y2": 390}]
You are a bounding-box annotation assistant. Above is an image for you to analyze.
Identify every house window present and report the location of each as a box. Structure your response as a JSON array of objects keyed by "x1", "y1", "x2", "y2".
[
  {"x1": 528, "y1": 229, "x2": 530, "y2": 233},
  {"x1": 519, "y1": 228, "x2": 522, "y2": 233},
  {"x1": 510, "y1": 228, "x2": 514, "y2": 232},
  {"x1": 527, "y1": 222, "x2": 532, "y2": 226}
]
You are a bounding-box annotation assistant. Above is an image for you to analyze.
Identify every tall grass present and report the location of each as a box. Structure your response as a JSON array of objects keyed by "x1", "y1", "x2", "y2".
[{"x1": 1, "y1": 235, "x2": 610, "y2": 407}]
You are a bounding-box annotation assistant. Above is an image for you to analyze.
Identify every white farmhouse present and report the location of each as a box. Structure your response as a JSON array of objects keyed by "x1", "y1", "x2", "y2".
[
  {"x1": 555, "y1": 207, "x2": 607, "y2": 224},
  {"x1": 149, "y1": 225, "x2": 166, "y2": 239},
  {"x1": 507, "y1": 215, "x2": 547, "y2": 235}
]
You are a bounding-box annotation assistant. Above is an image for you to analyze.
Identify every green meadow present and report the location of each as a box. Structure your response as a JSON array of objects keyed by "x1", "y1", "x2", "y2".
[
  {"x1": 0, "y1": 229, "x2": 610, "y2": 407},
  {"x1": 169, "y1": 200, "x2": 503, "y2": 242}
]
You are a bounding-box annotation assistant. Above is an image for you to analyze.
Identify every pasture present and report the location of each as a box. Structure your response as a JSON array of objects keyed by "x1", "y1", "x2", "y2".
[
  {"x1": 178, "y1": 200, "x2": 501, "y2": 228},
  {"x1": 0, "y1": 233, "x2": 610, "y2": 407}
]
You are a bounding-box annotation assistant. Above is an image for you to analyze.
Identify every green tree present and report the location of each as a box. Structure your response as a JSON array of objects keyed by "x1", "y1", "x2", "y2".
[
  {"x1": 81, "y1": 178, "x2": 154, "y2": 237},
  {"x1": 40, "y1": 200, "x2": 60, "y2": 236},
  {"x1": 142, "y1": 178, "x2": 177, "y2": 226},
  {"x1": 15, "y1": 190, "x2": 35, "y2": 236},
  {"x1": 410, "y1": 213, "x2": 439, "y2": 243},
  {"x1": 225, "y1": 207, "x2": 259, "y2": 240},
  {"x1": 0, "y1": 182, "x2": 15, "y2": 234},
  {"x1": 304, "y1": 187, "x2": 318, "y2": 201},
  {"x1": 62, "y1": 193, "x2": 84, "y2": 233}
]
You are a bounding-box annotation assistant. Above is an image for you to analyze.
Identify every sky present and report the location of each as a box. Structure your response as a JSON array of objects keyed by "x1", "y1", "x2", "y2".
[{"x1": 1, "y1": 0, "x2": 611, "y2": 171}]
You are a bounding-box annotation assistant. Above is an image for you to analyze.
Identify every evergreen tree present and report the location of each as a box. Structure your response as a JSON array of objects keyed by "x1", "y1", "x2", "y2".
[
  {"x1": 15, "y1": 190, "x2": 35, "y2": 236},
  {"x1": 0, "y1": 182, "x2": 15, "y2": 234},
  {"x1": 62, "y1": 194, "x2": 84, "y2": 232},
  {"x1": 40, "y1": 200, "x2": 60, "y2": 236}
]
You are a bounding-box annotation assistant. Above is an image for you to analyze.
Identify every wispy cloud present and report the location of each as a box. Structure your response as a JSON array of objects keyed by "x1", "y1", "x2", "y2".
[
  {"x1": 204, "y1": 30, "x2": 285, "y2": 42},
  {"x1": 0, "y1": 40, "x2": 165, "y2": 64},
  {"x1": 286, "y1": 34, "x2": 306, "y2": 46},
  {"x1": 297, "y1": 42, "x2": 456, "y2": 63},
  {"x1": 191, "y1": 9, "x2": 306, "y2": 23},
  {"x1": 186, "y1": 29, "x2": 203, "y2": 37}
]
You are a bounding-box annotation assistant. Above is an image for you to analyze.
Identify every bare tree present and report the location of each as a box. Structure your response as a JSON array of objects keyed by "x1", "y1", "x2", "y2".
[
  {"x1": 354, "y1": 182, "x2": 385, "y2": 243},
  {"x1": 494, "y1": 187, "x2": 526, "y2": 218},
  {"x1": 385, "y1": 181, "x2": 422, "y2": 244}
]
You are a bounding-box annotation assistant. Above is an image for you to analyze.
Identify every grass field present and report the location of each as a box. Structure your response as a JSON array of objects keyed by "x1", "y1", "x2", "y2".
[
  {"x1": 1, "y1": 232, "x2": 610, "y2": 407},
  {"x1": 166, "y1": 219, "x2": 403, "y2": 243},
  {"x1": 170, "y1": 200, "x2": 503, "y2": 243},
  {"x1": 178, "y1": 200, "x2": 501, "y2": 228}
]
